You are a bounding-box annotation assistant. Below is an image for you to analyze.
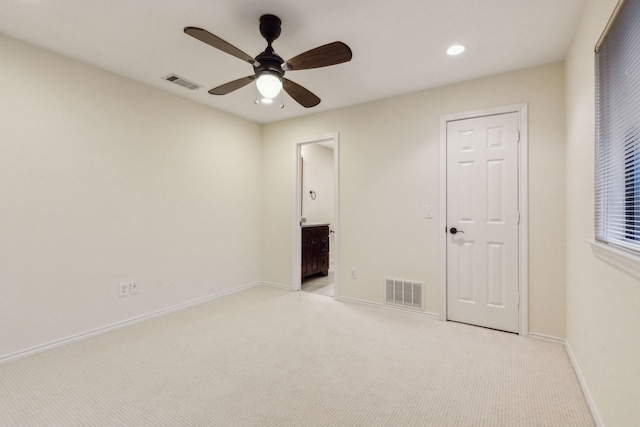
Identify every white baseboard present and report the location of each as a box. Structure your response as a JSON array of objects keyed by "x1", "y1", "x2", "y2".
[
  {"x1": 337, "y1": 295, "x2": 440, "y2": 319},
  {"x1": 528, "y1": 332, "x2": 566, "y2": 345},
  {"x1": 259, "y1": 281, "x2": 292, "y2": 291},
  {"x1": 565, "y1": 340, "x2": 605, "y2": 427},
  {"x1": 0, "y1": 281, "x2": 262, "y2": 365}
]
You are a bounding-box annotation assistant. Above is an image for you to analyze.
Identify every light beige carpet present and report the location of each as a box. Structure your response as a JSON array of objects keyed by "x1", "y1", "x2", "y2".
[{"x1": 0, "y1": 286, "x2": 595, "y2": 426}]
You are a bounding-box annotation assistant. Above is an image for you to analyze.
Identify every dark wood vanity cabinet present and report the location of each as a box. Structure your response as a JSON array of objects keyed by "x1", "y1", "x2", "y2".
[{"x1": 302, "y1": 225, "x2": 329, "y2": 281}]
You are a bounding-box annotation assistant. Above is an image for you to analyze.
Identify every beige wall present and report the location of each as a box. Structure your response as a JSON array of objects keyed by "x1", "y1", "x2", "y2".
[
  {"x1": 565, "y1": 0, "x2": 640, "y2": 425},
  {"x1": 262, "y1": 62, "x2": 567, "y2": 338},
  {"x1": 0, "y1": 35, "x2": 263, "y2": 358}
]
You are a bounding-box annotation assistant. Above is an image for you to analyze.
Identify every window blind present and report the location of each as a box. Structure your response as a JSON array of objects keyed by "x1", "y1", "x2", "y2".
[{"x1": 595, "y1": 0, "x2": 640, "y2": 252}]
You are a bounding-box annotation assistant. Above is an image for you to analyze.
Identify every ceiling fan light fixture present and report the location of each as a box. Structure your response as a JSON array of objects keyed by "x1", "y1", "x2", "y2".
[
  {"x1": 256, "y1": 72, "x2": 282, "y2": 99},
  {"x1": 185, "y1": 15, "x2": 352, "y2": 108}
]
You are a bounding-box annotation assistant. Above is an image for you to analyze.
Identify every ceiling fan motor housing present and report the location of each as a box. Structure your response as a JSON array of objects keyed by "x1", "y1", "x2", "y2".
[
  {"x1": 255, "y1": 48, "x2": 285, "y2": 79},
  {"x1": 256, "y1": 15, "x2": 285, "y2": 79}
]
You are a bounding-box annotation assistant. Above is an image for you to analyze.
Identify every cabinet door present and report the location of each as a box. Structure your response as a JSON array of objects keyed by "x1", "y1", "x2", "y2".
[
  {"x1": 320, "y1": 237, "x2": 329, "y2": 254},
  {"x1": 310, "y1": 239, "x2": 321, "y2": 274},
  {"x1": 320, "y1": 254, "x2": 329, "y2": 275},
  {"x1": 301, "y1": 239, "x2": 310, "y2": 278}
]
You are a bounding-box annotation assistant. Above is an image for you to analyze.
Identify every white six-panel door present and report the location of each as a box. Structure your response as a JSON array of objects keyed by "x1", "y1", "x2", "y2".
[{"x1": 446, "y1": 112, "x2": 520, "y2": 333}]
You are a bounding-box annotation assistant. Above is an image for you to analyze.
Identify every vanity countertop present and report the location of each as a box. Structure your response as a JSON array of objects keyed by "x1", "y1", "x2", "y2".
[{"x1": 301, "y1": 223, "x2": 330, "y2": 228}]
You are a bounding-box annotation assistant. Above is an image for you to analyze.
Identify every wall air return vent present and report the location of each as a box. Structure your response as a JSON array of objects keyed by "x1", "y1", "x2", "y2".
[
  {"x1": 163, "y1": 74, "x2": 202, "y2": 90},
  {"x1": 385, "y1": 278, "x2": 423, "y2": 310}
]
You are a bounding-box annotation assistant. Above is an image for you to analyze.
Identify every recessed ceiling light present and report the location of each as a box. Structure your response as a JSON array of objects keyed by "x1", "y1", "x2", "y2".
[{"x1": 447, "y1": 45, "x2": 466, "y2": 56}]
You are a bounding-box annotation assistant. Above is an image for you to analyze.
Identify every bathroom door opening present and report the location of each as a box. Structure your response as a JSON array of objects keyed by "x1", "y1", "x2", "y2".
[{"x1": 292, "y1": 133, "x2": 340, "y2": 297}]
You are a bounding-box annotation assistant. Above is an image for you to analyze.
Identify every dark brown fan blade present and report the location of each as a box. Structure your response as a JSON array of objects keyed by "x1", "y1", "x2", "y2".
[
  {"x1": 282, "y1": 78, "x2": 321, "y2": 108},
  {"x1": 209, "y1": 75, "x2": 256, "y2": 95},
  {"x1": 184, "y1": 27, "x2": 257, "y2": 65},
  {"x1": 284, "y1": 42, "x2": 352, "y2": 71}
]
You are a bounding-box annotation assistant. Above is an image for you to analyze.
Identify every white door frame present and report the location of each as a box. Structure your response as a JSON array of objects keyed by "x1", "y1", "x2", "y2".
[
  {"x1": 439, "y1": 104, "x2": 528, "y2": 336},
  {"x1": 291, "y1": 133, "x2": 340, "y2": 295}
]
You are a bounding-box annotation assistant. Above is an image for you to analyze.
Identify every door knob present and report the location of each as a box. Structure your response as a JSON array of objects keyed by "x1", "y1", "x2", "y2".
[{"x1": 450, "y1": 227, "x2": 465, "y2": 234}]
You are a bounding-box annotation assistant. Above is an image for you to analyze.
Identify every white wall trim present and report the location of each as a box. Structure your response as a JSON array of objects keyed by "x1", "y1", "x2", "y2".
[
  {"x1": 565, "y1": 340, "x2": 605, "y2": 427},
  {"x1": 518, "y1": 104, "x2": 530, "y2": 337},
  {"x1": 0, "y1": 281, "x2": 262, "y2": 365},
  {"x1": 528, "y1": 332, "x2": 565, "y2": 345},
  {"x1": 260, "y1": 281, "x2": 293, "y2": 291},
  {"x1": 439, "y1": 103, "x2": 529, "y2": 336},
  {"x1": 439, "y1": 113, "x2": 448, "y2": 321},
  {"x1": 587, "y1": 238, "x2": 640, "y2": 280},
  {"x1": 337, "y1": 295, "x2": 440, "y2": 320},
  {"x1": 292, "y1": 133, "x2": 341, "y2": 296}
]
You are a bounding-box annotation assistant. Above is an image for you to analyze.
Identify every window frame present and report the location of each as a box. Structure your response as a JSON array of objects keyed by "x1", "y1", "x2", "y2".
[{"x1": 594, "y1": 0, "x2": 640, "y2": 256}]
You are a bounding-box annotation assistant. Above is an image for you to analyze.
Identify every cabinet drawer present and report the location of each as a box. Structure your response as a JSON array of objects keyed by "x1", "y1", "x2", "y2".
[{"x1": 320, "y1": 237, "x2": 329, "y2": 253}]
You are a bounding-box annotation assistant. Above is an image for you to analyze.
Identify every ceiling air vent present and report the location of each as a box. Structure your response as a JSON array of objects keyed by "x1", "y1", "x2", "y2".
[{"x1": 163, "y1": 74, "x2": 202, "y2": 91}]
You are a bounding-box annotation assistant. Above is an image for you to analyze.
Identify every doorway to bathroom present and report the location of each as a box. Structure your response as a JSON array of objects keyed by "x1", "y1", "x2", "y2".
[{"x1": 292, "y1": 133, "x2": 340, "y2": 297}]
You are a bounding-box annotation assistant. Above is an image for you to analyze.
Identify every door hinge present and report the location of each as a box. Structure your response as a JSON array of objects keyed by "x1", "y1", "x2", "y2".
[
  {"x1": 517, "y1": 292, "x2": 520, "y2": 304},
  {"x1": 517, "y1": 212, "x2": 521, "y2": 224},
  {"x1": 517, "y1": 131, "x2": 521, "y2": 143}
]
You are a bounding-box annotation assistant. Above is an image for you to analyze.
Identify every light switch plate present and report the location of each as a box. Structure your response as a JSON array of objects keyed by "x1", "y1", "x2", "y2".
[{"x1": 425, "y1": 205, "x2": 434, "y2": 219}]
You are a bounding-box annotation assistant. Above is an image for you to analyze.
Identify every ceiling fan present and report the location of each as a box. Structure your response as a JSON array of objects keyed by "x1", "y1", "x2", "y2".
[{"x1": 184, "y1": 14, "x2": 352, "y2": 108}]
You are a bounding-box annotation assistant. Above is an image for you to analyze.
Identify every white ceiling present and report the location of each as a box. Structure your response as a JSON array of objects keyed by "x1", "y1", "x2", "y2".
[{"x1": 1, "y1": 0, "x2": 586, "y2": 124}]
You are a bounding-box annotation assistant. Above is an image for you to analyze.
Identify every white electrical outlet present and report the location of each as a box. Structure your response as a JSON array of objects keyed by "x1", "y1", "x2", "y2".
[
  {"x1": 119, "y1": 282, "x2": 130, "y2": 298},
  {"x1": 130, "y1": 281, "x2": 138, "y2": 295}
]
